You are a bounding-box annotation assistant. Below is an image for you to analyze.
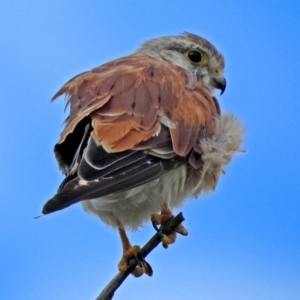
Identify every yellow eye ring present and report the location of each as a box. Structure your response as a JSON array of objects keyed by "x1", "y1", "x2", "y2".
[{"x1": 184, "y1": 50, "x2": 208, "y2": 66}]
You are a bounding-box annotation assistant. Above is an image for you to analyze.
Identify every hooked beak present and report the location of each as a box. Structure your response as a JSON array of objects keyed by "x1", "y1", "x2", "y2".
[{"x1": 212, "y1": 75, "x2": 226, "y2": 95}]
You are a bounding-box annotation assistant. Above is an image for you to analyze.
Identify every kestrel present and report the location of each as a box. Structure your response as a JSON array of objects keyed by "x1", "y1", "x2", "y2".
[{"x1": 42, "y1": 33, "x2": 243, "y2": 276}]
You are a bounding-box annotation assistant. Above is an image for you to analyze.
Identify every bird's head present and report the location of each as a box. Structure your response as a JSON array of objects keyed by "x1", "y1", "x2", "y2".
[{"x1": 135, "y1": 32, "x2": 226, "y2": 95}]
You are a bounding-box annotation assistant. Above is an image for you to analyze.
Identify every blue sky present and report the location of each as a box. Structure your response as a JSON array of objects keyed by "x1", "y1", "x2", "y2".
[{"x1": 1, "y1": 1, "x2": 300, "y2": 299}]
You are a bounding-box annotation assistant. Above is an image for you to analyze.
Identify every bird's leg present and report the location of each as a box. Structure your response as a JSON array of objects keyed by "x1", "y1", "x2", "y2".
[
  {"x1": 151, "y1": 203, "x2": 188, "y2": 248},
  {"x1": 117, "y1": 226, "x2": 152, "y2": 277}
]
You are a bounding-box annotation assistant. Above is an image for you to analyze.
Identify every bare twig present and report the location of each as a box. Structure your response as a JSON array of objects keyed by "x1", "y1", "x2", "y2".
[{"x1": 95, "y1": 212, "x2": 185, "y2": 300}]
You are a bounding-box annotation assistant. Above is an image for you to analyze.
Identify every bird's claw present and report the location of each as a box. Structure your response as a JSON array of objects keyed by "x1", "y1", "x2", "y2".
[
  {"x1": 118, "y1": 245, "x2": 153, "y2": 277},
  {"x1": 174, "y1": 223, "x2": 188, "y2": 236},
  {"x1": 151, "y1": 210, "x2": 188, "y2": 248}
]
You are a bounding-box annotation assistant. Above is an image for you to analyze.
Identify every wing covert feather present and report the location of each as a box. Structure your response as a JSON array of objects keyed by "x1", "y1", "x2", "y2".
[{"x1": 52, "y1": 54, "x2": 220, "y2": 159}]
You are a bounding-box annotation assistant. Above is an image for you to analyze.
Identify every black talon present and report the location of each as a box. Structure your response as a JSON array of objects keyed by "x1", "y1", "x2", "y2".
[
  {"x1": 156, "y1": 224, "x2": 166, "y2": 240},
  {"x1": 151, "y1": 220, "x2": 160, "y2": 232},
  {"x1": 135, "y1": 251, "x2": 144, "y2": 267},
  {"x1": 133, "y1": 251, "x2": 153, "y2": 276},
  {"x1": 144, "y1": 260, "x2": 153, "y2": 276}
]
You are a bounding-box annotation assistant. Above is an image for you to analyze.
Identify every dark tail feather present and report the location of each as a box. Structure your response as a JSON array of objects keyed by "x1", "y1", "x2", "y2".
[{"x1": 42, "y1": 160, "x2": 164, "y2": 214}]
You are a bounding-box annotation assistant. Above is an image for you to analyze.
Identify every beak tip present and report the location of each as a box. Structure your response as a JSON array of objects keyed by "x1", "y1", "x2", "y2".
[{"x1": 213, "y1": 76, "x2": 226, "y2": 96}]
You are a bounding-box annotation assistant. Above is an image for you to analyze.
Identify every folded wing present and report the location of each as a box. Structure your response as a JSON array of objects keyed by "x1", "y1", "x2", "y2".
[{"x1": 43, "y1": 54, "x2": 220, "y2": 214}]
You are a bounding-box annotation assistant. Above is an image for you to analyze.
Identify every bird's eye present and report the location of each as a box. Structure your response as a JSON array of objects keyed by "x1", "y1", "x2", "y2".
[
  {"x1": 188, "y1": 51, "x2": 202, "y2": 63},
  {"x1": 184, "y1": 50, "x2": 208, "y2": 66}
]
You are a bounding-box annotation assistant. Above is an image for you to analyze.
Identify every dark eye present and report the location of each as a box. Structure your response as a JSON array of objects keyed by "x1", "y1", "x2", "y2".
[{"x1": 188, "y1": 51, "x2": 202, "y2": 63}]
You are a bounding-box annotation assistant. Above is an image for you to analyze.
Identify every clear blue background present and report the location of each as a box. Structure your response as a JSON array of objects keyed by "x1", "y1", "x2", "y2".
[{"x1": 1, "y1": 1, "x2": 299, "y2": 299}]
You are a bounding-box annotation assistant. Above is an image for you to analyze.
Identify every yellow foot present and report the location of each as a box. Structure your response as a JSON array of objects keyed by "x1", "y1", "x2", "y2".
[
  {"x1": 118, "y1": 245, "x2": 153, "y2": 277},
  {"x1": 151, "y1": 208, "x2": 188, "y2": 249}
]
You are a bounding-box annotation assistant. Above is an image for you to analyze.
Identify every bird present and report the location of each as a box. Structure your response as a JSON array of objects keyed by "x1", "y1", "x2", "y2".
[{"x1": 42, "y1": 32, "x2": 243, "y2": 277}]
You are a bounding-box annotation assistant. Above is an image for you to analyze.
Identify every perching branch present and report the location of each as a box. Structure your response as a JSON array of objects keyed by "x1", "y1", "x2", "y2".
[{"x1": 95, "y1": 212, "x2": 185, "y2": 300}]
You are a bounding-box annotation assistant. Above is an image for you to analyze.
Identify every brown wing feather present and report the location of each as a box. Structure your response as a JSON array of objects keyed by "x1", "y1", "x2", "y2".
[{"x1": 52, "y1": 54, "x2": 220, "y2": 162}]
